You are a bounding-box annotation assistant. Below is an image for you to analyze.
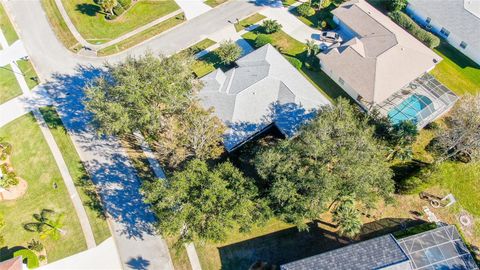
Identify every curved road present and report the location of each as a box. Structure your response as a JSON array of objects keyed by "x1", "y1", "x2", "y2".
[{"x1": 3, "y1": 0, "x2": 263, "y2": 269}]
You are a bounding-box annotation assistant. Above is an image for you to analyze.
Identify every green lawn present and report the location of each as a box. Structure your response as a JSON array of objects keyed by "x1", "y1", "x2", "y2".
[
  {"x1": 39, "y1": 106, "x2": 111, "y2": 245},
  {"x1": 192, "y1": 50, "x2": 223, "y2": 78},
  {"x1": 204, "y1": 0, "x2": 228, "y2": 7},
  {"x1": 235, "y1": 13, "x2": 265, "y2": 32},
  {"x1": 0, "y1": 64, "x2": 22, "y2": 104},
  {"x1": 179, "y1": 38, "x2": 216, "y2": 56},
  {"x1": 41, "y1": 0, "x2": 80, "y2": 51},
  {"x1": 61, "y1": 0, "x2": 180, "y2": 43},
  {"x1": 290, "y1": 3, "x2": 337, "y2": 29},
  {"x1": 0, "y1": 3, "x2": 19, "y2": 45},
  {"x1": 282, "y1": 0, "x2": 298, "y2": 6},
  {"x1": 242, "y1": 28, "x2": 346, "y2": 101},
  {"x1": 431, "y1": 42, "x2": 480, "y2": 95},
  {"x1": 0, "y1": 114, "x2": 87, "y2": 262},
  {"x1": 97, "y1": 13, "x2": 185, "y2": 56},
  {"x1": 16, "y1": 60, "x2": 39, "y2": 90}
]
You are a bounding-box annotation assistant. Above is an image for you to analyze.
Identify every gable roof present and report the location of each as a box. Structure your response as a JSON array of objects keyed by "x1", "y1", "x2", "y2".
[
  {"x1": 318, "y1": 0, "x2": 442, "y2": 104},
  {"x1": 397, "y1": 225, "x2": 479, "y2": 270},
  {"x1": 0, "y1": 257, "x2": 23, "y2": 270},
  {"x1": 408, "y1": 0, "x2": 480, "y2": 54},
  {"x1": 280, "y1": 234, "x2": 412, "y2": 270},
  {"x1": 199, "y1": 44, "x2": 331, "y2": 151}
]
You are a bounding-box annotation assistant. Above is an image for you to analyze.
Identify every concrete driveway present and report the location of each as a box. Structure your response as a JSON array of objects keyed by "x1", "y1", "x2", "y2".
[{"x1": 174, "y1": 0, "x2": 212, "y2": 20}]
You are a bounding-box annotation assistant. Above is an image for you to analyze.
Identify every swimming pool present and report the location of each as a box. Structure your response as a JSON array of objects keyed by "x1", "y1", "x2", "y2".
[{"x1": 388, "y1": 94, "x2": 433, "y2": 125}]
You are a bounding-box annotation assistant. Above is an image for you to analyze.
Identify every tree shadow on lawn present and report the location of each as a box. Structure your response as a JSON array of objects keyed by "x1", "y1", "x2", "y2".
[
  {"x1": 76, "y1": 3, "x2": 102, "y2": 17},
  {"x1": 0, "y1": 246, "x2": 25, "y2": 262},
  {"x1": 435, "y1": 41, "x2": 480, "y2": 70},
  {"x1": 218, "y1": 217, "x2": 424, "y2": 269}
]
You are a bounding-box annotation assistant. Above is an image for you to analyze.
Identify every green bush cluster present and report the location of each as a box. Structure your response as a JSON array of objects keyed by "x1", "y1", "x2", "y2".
[
  {"x1": 0, "y1": 164, "x2": 19, "y2": 188},
  {"x1": 118, "y1": 0, "x2": 131, "y2": 8},
  {"x1": 13, "y1": 249, "x2": 39, "y2": 269},
  {"x1": 28, "y1": 239, "x2": 44, "y2": 253},
  {"x1": 388, "y1": 11, "x2": 440, "y2": 48},
  {"x1": 113, "y1": 4, "x2": 125, "y2": 16},
  {"x1": 262, "y1": 19, "x2": 282, "y2": 34},
  {"x1": 285, "y1": 55, "x2": 302, "y2": 70},
  {"x1": 297, "y1": 3, "x2": 315, "y2": 17},
  {"x1": 255, "y1": 34, "x2": 273, "y2": 48}
]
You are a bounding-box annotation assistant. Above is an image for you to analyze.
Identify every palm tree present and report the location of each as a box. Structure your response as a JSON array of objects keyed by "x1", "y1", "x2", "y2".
[
  {"x1": 332, "y1": 199, "x2": 362, "y2": 238},
  {"x1": 24, "y1": 209, "x2": 65, "y2": 240},
  {"x1": 305, "y1": 39, "x2": 320, "y2": 57}
]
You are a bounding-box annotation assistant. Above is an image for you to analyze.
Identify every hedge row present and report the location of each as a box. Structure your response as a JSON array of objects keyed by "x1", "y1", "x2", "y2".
[{"x1": 388, "y1": 11, "x2": 440, "y2": 48}]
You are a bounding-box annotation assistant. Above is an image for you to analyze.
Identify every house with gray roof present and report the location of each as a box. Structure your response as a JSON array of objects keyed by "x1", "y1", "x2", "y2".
[
  {"x1": 281, "y1": 225, "x2": 479, "y2": 270},
  {"x1": 406, "y1": 0, "x2": 480, "y2": 65},
  {"x1": 317, "y1": 0, "x2": 457, "y2": 128},
  {"x1": 199, "y1": 44, "x2": 331, "y2": 152}
]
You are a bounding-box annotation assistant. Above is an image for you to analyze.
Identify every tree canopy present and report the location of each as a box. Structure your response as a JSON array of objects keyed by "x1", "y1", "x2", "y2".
[
  {"x1": 84, "y1": 53, "x2": 225, "y2": 167},
  {"x1": 215, "y1": 40, "x2": 242, "y2": 65},
  {"x1": 143, "y1": 159, "x2": 270, "y2": 244},
  {"x1": 432, "y1": 94, "x2": 480, "y2": 162},
  {"x1": 255, "y1": 98, "x2": 394, "y2": 229}
]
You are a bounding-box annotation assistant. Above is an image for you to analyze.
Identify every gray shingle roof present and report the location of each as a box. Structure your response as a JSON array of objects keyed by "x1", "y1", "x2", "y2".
[
  {"x1": 408, "y1": 0, "x2": 480, "y2": 54},
  {"x1": 280, "y1": 234, "x2": 412, "y2": 270},
  {"x1": 200, "y1": 44, "x2": 331, "y2": 151}
]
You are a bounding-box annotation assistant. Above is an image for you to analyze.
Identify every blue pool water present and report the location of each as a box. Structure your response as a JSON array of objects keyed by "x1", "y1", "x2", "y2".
[{"x1": 388, "y1": 94, "x2": 432, "y2": 125}]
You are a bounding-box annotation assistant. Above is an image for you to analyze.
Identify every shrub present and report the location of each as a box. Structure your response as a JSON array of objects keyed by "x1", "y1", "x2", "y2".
[
  {"x1": 262, "y1": 19, "x2": 282, "y2": 34},
  {"x1": 386, "y1": 0, "x2": 407, "y2": 11},
  {"x1": 320, "y1": 20, "x2": 328, "y2": 30},
  {"x1": 38, "y1": 255, "x2": 46, "y2": 262},
  {"x1": 13, "y1": 249, "x2": 39, "y2": 269},
  {"x1": 297, "y1": 3, "x2": 315, "y2": 17},
  {"x1": 215, "y1": 40, "x2": 242, "y2": 65},
  {"x1": 285, "y1": 56, "x2": 302, "y2": 69},
  {"x1": 0, "y1": 168, "x2": 19, "y2": 188},
  {"x1": 388, "y1": 11, "x2": 440, "y2": 48},
  {"x1": 321, "y1": 0, "x2": 331, "y2": 8},
  {"x1": 28, "y1": 239, "x2": 44, "y2": 252},
  {"x1": 105, "y1": 13, "x2": 117, "y2": 20},
  {"x1": 118, "y1": 0, "x2": 131, "y2": 8},
  {"x1": 255, "y1": 34, "x2": 273, "y2": 48},
  {"x1": 113, "y1": 4, "x2": 125, "y2": 16}
]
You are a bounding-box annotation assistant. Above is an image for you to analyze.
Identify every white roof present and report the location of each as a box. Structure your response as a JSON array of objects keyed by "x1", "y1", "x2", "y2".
[
  {"x1": 200, "y1": 44, "x2": 331, "y2": 151},
  {"x1": 318, "y1": 0, "x2": 442, "y2": 104}
]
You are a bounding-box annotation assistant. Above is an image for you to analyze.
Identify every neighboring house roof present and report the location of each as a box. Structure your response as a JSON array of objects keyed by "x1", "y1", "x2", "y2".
[
  {"x1": 397, "y1": 225, "x2": 479, "y2": 270},
  {"x1": 0, "y1": 257, "x2": 24, "y2": 270},
  {"x1": 318, "y1": 0, "x2": 442, "y2": 104},
  {"x1": 199, "y1": 44, "x2": 331, "y2": 151},
  {"x1": 280, "y1": 234, "x2": 412, "y2": 270},
  {"x1": 408, "y1": 0, "x2": 480, "y2": 54}
]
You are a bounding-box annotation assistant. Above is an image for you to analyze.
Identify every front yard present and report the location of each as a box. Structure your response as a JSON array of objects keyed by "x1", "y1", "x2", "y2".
[
  {"x1": 0, "y1": 64, "x2": 22, "y2": 104},
  {"x1": 0, "y1": 114, "x2": 87, "y2": 262},
  {"x1": 0, "y1": 3, "x2": 19, "y2": 46},
  {"x1": 60, "y1": 0, "x2": 180, "y2": 43}
]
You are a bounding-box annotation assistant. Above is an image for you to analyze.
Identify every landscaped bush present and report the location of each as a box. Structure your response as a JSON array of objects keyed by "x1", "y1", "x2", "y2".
[
  {"x1": 118, "y1": 0, "x2": 131, "y2": 8},
  {"x1": 255, "y1": 34, "x2": 273, "y2": 48},
  {"x1": 388, "y1": 11, "x2": 440, "y2": 48},
  {"x1": 297, "y1": 3, "x2": 315, "y2": 17},
  {"x1": 113, "y1": 4, "x2": 125, "y2": 16},
  {"x1": 285, "y1": 55, "x2": 302, "y2": 69},
  {"x1": 319, "y1": 20, "x2": 328, "y2": 30},
  {"x1": 261, "y1": 19, "x2": 282, "y2": 34},
  {"x1": 0, "y1": 165, "x2": 19, "y2": 188},
  {"x1": 386, "y1": 0, "x2": 407, "y2": 11},
  {"x1": 27, "y1": 239, "x2": 44, "y2": 252},
  {"x1": 13, "y1": 249, "x2": 39, "y2": 269}
]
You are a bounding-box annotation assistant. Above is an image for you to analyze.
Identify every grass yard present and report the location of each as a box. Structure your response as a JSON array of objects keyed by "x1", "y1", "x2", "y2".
[
  {"x1": 431, "y1": 42, "x2": 480, "y2": 95},
  {"x1": 192, "y1": 50, "x2": 224, "y2": 78},
  {"x1": 179, "y1": 38, "x2": 216, "y2": 56},
  {"x1": 0, "y1": 3, "x2": 19, "y2": 46},
  {"x1": 61, "y1": 0, "x2": 180, "y2": 43},
  {"x1": 39, "y1": 106, "x2": 111, "y2": 245},
  {"x1": 41, "y1": 0, "x2": 80, "y2": 51},
  {"x1": 290, "y1": 3, "x2": 337, "y2": 29},
  {"x1": 97, "y1": 13, "x2": 185, "y2": 56},
  {"x1": 204, "y1": 0, "x2": 228, "y2": 7},
  {"x1": 0, "y1": 114, "x2": 87, "y2": 262},
  {"x1": 242, "y1": 28, "x2": 347, "y2": 101},
  {"x1": 282, "y1": 0, "x2": 298, "y2": 6},
  {"x1": 16, "y1": 59, "x2": 39, "y2": 90},
  {"x1": 235, "y1": 13, "x2": 265, "y2": 32},
  {"x1": 0, "y1": 64, "x2": 22, "y2": 104}
]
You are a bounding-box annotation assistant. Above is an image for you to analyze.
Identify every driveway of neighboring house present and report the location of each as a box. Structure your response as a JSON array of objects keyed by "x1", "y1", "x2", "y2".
[{"x1": 174, "y1": 0, "x2": 212, "y2": 20}]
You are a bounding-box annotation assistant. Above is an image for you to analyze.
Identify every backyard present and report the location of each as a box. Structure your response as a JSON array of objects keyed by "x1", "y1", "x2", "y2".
[
  {"x1": 0, "y1": 114, "x2": 87, "y2": 262},
  {"x1": 60, "y1": 0, "x2": 180, "y2": 43},
  {"x1": 431, "y1": 42, "x2": 480, "y2": 95}
]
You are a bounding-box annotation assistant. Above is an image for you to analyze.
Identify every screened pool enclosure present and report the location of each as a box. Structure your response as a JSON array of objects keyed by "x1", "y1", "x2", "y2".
[{"x1": 375, "y1": 73, "x2": 458, "y2": 128}]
